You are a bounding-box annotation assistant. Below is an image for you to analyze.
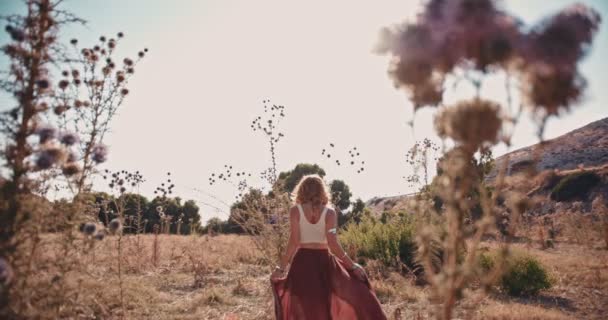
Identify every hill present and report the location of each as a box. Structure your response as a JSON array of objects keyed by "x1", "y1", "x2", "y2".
[
  {"x1": 366, "y1": 118, "x2": 608, "y2": 215},
  {"x1": 490, "y1": 117, "x2": 608, "y2": 179}
]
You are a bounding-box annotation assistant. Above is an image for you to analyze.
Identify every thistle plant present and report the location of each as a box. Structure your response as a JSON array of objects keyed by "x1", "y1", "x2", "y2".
[
  {"x1": 251, "y1": 99, "x2": 286, "y2": 185},
  {"x1": 404, "y1": 138, "x2": 440, "y2": 189},
  {"x1": 209, "y1": 100, "x2": 291, "y2": 265},
  {"x1": 100, "y1": 169, "x2": 147, "y2": 319},
  {"x1": 0, "y1": 1, "x2": 91, "y2": 316},
  {"x1": 377, "y1": 1, "x2": 601, "y2": 319},
  {"x1": 52, "y1": 31, "x2": 147, "y2": 194}
]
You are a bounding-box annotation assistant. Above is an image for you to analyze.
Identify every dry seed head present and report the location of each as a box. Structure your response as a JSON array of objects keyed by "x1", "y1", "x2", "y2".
[
  {"x1": 82, "y1": 222, "x2": 96, "y2": 236},
  {"x1": 58, "y1": 79, "x2": 69, "y2": 90},
  {"x1": 109, "y1": 218, "x2": 122, "y2": 234},
  {"x1": 435, "y1": 98, "x2": 502, "y2": 149},
  {"x1": 62, "y1": 162, "x2": 81, "y2": 176},
  {"x1": 94, "y1": 229, "x2": 107, "y2": 241}
]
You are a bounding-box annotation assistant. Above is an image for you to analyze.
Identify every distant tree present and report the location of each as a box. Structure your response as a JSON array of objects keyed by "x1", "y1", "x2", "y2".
[
  {"x1": 329, "y1": 179, "x2": 352, "y2": 211},
  {"x1": 204, "y1": 217, "x2": 227, "y2": 234},
  {"x1": 338, "y1": 198, "x2": 366, "y2": 227},
  {"x1": 181, "y1": 200, "x2": 201, "y2": 234},
  {"x1": 405, "y1": 138, "x2": 440, "y2": 189},
  {"x1": 139, "y1": 196, "x2": 201, "y2": 234},
  {"x1": 228, "y1": 189, "x2": 266, "y2": 234},
  {"x1": 118, "y1": 193, "x2": 148, "y2": 233},
  {"x1": 277, "y1": 163, "x2": 326, "y2": 192},
  {"x1": 87, "y1": 192, "x2": 118, "y2": 226}
]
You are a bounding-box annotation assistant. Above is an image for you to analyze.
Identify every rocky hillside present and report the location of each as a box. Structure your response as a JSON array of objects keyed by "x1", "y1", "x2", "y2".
[
  {"x1": 367, "y1": 118, "x2": 608, "y2": 215},
  {"x1": 489, "y1": 117, "x2": 608, "y2": 179},
  {"x1": 366, "y1": 194, "x2": 414, "y2": 215}
]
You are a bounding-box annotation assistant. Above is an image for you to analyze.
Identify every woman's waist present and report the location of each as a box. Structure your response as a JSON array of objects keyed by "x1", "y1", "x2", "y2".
[{"x1": 298, "y1": 243, "x2": 328, "y2": 250}]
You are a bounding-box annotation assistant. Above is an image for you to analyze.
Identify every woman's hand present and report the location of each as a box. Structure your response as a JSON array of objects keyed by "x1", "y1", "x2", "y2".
[
  {"x1": 350, "y1": 264, "x2": 368, "y2": 282},
  {"x1": 271, "y1": 268, "x2": 286, "y2": 281}
]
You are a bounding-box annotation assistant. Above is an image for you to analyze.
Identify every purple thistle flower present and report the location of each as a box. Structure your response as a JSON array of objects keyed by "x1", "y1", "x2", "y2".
[
  {"x1": 36, "y1": 125, "x2": 57, "y2": 144},
  {"x1": 91, "y1": 144, "x2": 108, "y2": 163},
  {"x1": 67, "y1": 152, "x2": 78, "y2": 163},
  {"x1": 268, "y1": 215, "x2": 278, "y2": 224},
  {"x1": 525, "y1": 3, "x2": 601, "y2": 72},
  {"x1": 9, "y1": 28, "x2": 25, "y2": 42},
  {"x1": 109, "y1": 218, "x2": 122, "y2": 234},
  {"x1": 36, "y1": 148, "x2": 65, "y2": 170},
  {"x1": 0, "y1": 257, "x2": 13, "y2": 285},
  {"x1": 59, "y1": 132, "x2": 79, "y2": 146},
  {"x1": 82, "y1": 222, "x2": 97, "y2": 236},
  {"x1": 36, "y1": 79, "x2": 50, "y2": 89},
  {"x1": 94, "y1": 229, "x2": 106, "y2": 241}
]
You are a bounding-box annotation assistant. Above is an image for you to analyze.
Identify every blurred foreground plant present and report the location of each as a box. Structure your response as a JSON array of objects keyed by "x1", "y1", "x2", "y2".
[
  {"x1": 377, "y1": 0, "x2": 601, "y2": 318},
  {"x1": 0, "y1": 1, "x2": 87, "y2": 316}
]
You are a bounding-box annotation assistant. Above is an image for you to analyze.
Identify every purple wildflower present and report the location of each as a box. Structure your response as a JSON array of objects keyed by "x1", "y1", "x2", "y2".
[
  {"x1": 109, "y1": 218, "x2": 122, "y2": 234},
  {"x1": 36, "y1": 79, "x2": 50, "y2": 89},
  {"x1": 67, "y1": 152, "x2": 78, "y2": 163},
  {"x1": 36, "y1": 148, "x2": 64, "y2": 170},
  {"x1": 82, "y1": 222, "x2": 97, "y2": 236},
  {"x1": 36, "y1": 125, "x2": 57, "y2": 144},
  {"x1": 525, "y1": 3, "x2": 601, "y2": 72},
  {"x1": 94, "y1": 229, "x2": 106, "y2": 241},
  {"x1": 91, "y1": 144, "x2": 108, "y2": 163},
  {"x1": 0, "y1": 257, "x2": 13, "y2": 285},
  {"x1": 9, "y1": 28, "x2": 25, "y2": 42},
  {"x1": 59, "y1": 132, "x2": 79, "y2": 146}
]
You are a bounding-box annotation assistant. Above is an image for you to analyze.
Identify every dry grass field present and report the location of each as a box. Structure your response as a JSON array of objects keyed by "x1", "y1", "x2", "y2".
[{"x1": 46, "y1": 233, "x2": 606, "y2": 320}]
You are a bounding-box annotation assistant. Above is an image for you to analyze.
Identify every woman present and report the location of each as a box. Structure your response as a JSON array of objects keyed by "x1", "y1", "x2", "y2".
[{"x1": 270, "y1": 175, "x2": 387, "y2": 319}]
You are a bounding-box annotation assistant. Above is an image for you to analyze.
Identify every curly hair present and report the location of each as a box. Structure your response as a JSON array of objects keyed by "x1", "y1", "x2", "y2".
[{"x1": 293, "y1": 174, "x2": 331, "y2": 210}]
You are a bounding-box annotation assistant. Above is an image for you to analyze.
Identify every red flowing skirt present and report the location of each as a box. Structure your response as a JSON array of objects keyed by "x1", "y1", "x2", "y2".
[{"x1": 271, "y1": 248, "x2": 387, "y2": 320}]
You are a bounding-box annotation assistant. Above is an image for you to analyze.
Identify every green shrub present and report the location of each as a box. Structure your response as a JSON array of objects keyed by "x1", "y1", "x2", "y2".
[
  {"x1": 480, "y1": 251, "x2": 552, "y2": 296},
  {"x1": 340, "y1": 212, "x2": 441, "y2": 274},
  {"x1": 340, "y1": 214, "x2": 417, "y2": 269},
  {"x1": 550, "y1": 171, "x2": 601, "y2": 202},
  {"x1": 478, "y1": 251, "x2": 495, "y2": 272}
]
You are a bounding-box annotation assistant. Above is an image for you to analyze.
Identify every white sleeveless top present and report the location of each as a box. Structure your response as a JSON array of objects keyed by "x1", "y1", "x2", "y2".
[{"x1": 297, "y1": 204, "x2": 328, "y2": 244}]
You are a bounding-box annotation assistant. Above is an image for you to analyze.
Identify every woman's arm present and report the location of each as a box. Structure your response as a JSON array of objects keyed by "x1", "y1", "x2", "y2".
[
  {"x1": 325, "y1": 208, "x2": 357, "y2": 269},
  {"x1": 277, "y1": 206, "x2": 300, "y2": 270},
  {"x1": 326, "y1": 209, "x2": 367, "y2": 281}
]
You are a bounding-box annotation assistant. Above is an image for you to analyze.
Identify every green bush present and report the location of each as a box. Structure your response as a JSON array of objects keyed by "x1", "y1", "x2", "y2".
[
  {"x1": 478, "y1": 251, "x2": 495, "y2": 272},
  {"x1": 340, "y1": 214, "x2": 417, "y2": 269},
  {"x1": 480, "y1": 251, "x2": 552, "y2": 296},
  {"x1": 550, "y1": 171, "x2": 601, "y2": 202}
]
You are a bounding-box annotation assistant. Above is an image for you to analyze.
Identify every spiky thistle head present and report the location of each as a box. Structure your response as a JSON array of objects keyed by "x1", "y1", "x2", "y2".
[
  {"x1": 109, "y1": 218, "x2": 122, "y2": 234},
  {"x1": 82, "y1": 222, "x2": 97, "y2": 236}
]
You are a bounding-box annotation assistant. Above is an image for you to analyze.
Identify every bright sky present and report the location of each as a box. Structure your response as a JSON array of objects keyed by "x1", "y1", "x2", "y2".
[{"x1": 1, "y1": 0, "x2": 607, "y2": 223}]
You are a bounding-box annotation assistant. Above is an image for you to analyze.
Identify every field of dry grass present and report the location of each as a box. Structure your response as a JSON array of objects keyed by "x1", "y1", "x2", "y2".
[{"x1": 52, "y1": 233, "x2": 607, "y2": 320}]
